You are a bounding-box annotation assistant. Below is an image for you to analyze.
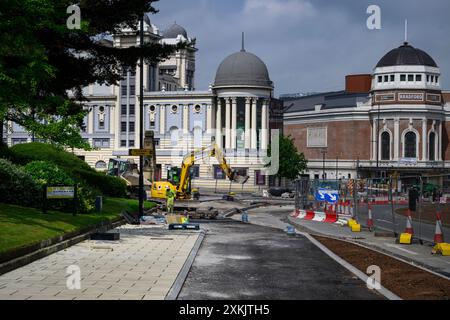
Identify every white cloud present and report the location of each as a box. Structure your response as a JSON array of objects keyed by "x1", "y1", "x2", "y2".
[{"x1": 243, "y1": 0, "x2": 316, "y2": 18}]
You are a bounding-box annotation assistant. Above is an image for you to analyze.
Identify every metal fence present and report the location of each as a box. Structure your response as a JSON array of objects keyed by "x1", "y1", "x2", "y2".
[{"x1": 293, "y1": 174, "x2": 449, "y2": 243}]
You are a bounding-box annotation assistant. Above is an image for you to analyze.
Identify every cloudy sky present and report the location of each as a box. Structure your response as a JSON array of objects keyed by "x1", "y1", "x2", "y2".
[{"x1": 151, "y1": 0, "x2": 450, "y2": 96}]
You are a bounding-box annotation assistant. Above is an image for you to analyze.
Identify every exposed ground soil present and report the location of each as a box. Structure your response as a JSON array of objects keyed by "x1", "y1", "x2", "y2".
[
  {"x1": 313, "y1": 235, "x2": 450, "y2": 300},
  {"x1": 396, "y1": 204, "x2": 450, "y2": 226}
]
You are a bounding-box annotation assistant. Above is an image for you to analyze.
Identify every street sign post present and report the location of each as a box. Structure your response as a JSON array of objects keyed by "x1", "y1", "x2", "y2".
[{"x1": 43, "y1": 185, "x2": 78, "y2": 216}]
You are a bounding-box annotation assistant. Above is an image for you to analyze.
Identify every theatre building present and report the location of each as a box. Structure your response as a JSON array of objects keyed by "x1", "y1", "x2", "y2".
[{"x1": 283, "y1": 42, "x2": 450, "y2": 186}]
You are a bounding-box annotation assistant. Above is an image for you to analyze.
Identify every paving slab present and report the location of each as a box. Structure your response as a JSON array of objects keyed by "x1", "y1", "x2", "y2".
[{"x1": 0, "y1": 224, "x2": 201, "y2": 300}]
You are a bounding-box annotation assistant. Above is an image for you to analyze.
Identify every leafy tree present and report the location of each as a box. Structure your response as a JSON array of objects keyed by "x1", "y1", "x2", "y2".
[
  {"x1": 0, "y1": 0, "x2": 182, "y2": 149},
  {"x1": 266, "y1": 134, "x2": 307, "y2": 185}
]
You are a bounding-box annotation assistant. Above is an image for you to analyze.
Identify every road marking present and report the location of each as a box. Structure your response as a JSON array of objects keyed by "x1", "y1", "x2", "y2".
[
  {"x1": 376, "y1": 219, "x2": 393, "y2": 224},
  {"x1": 384, "y1": 243, "x2": 418, "y2": 255}
]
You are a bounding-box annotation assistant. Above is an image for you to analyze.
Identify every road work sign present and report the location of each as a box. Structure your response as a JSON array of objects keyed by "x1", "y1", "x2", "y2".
[
  {"x1": 46, "y1": 186, "x2": 75, "y2": 199},
  {"x1": 129, "y1": 149, "x2": 153, "y2": 156},
  {"x1": 315, "y1": 188, "x2": 339, "y2": 204}
]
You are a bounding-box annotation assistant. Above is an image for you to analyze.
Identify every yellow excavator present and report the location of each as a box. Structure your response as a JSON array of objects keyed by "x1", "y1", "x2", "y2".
[{"x1": 150, "y1": 143, "x2": 249, "y2": 200}]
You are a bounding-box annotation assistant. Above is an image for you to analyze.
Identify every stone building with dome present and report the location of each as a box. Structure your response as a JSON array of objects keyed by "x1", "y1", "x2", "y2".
[
  {"x1": 283, "y1": 41, "x2": 450, "y2": 186},
  {"x1": 3, "y1": 18, "x2": 277, "y2": 192}
]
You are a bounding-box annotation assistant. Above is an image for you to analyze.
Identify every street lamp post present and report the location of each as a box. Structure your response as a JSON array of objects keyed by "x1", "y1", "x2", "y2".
[
  {"x1": 138, "y1": 13, "x2": 145, "y2": 220},
  {"x1": 376, "y1": 104, "x2": 380, "y2": 174}
]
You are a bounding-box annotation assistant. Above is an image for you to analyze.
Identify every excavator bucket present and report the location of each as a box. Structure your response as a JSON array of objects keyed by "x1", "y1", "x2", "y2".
[{"x1": 233, "y1": 174, "x2": 250, "y2": 184}]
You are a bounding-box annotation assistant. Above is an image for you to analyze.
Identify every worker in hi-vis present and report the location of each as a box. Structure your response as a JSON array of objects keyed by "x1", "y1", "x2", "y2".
[{"x1": 166, "y1": 188, "x2": 175, "y2": 213}]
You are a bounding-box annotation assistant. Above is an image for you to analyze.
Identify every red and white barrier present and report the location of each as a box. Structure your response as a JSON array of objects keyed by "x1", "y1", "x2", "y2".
[{"x1": 291, "y1": 209, "x2": 338, "y2": 223}]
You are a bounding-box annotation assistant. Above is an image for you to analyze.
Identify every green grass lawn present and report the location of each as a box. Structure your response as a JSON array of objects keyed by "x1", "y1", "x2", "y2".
[{"x1": 0, "y1": 198, "x2": 156, "y2": 255}]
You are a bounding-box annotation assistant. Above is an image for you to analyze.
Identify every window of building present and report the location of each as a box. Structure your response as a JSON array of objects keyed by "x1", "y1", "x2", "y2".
[
  {"x1": 120, "y1": 140, "x2": 126, "y2": 147},
  {"x1": 430, "y1": 75, "x2": 435, "y2": 83},
  {"x1": 93, "y1": 138, "x2": 110, "y2": 149},
  {"x1": 121, "y1": 105, "x2": 127, "y2": 115},
  {"x1": 213, "y1": 165, "x2": 225, "y2": 179},
  {"x1": 400, "y1": 74, "x2": 406, "y2": 82},
  {"x1": 384, "y1": 75, "x2": 389, "y2": 82},
  {"x1": 416, "y1": 74, "x2": 422, "y2": 82},
  {"x1": 429, "y1": 132, "x2": 436, "y2": 161},
  {"x1": 255, "y1": 170, "x2": 266, "y2": 185},
  {"x1": 408, "y1": 74, "x2": 414, "y2": 82},
  {"x1": 149, "y1": 105, "x2": 156, "y2": 112},
  {"x1": 381, "y1": 131, "x2": 390, "y2": 160},
  {"x1": 170, "y1": 127, "x2": 179, "y2": 146},
  {"x1": 404, "y1": 131, "x2": 417, "y2": 158},
  {"x1": 121, "y1": 85, "x2": 127, "y2": 95},
  {"x1": 377, "y1": 76, "x2": 382, "y2": 83},
  {"x1": 150, "y1": 121, "x2": 155, "y2": 128},
  {"x1": 390, "y1": 75, "x2": 395, "y2": 82},
  {"x1": 129, "y1": 105, "x2": 135, "y2": 115},
  {"x1": 11, "y1": 138, "x2": 28, "y2": 145},
  {"x1": 154, "y1": 138, "x2": 160, "y2": 147},
  {"x1": 95, "y1": 161, "x2": 107, "y2": 170},
  {"x1": 121, "y1": 122, "x2": 127, "y2": 132},
  {"x1": 129, "y1": 122, "x2": 135, "y2": 132},
  {"x1": 427, "y1": 75, "x2": 430, "y2": 82},
  {"x1": 129, "y1": 140, "x2": 135, "y2": 147},
  {"x1": 171, "y1": 105, "x2": 178, "y2": 113},
  {"x1": 129, "y1": 85, "x2": 135, "y2": 96},
  {"x1": 190, "y1": 165, "x2": 200, "y2": 178},
  {"x1": 435, "y1": 76, "x2": 439, "y2": 83}
]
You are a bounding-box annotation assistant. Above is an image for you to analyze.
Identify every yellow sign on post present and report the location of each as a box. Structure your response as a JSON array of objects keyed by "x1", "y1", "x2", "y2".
[{"x1": 128, "y1": 149, "x2": 153, "y2": 156}]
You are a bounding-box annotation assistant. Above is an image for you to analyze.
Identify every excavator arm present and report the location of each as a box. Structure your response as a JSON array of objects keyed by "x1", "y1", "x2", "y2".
[{"x1": 175, "y1": 143, "x2": 249, "y2": 198}]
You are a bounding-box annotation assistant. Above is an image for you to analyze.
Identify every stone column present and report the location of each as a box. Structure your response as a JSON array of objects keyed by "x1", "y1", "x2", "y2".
[
  {"x1": 261, "y1": 99, "x2": 268, "y2": 150},
  {"x1": 422, "y1": 118, "x2": 427, "y2": 161},
  {"x1": 251, "y1": 98, "x2": 258, "y2": 149},
  {"x1": 245, "y1": 97, "x2": 251, "y2": 149},
  {"x1": 206, "y1": 103, "x2": 212, "y2": 132},
  {"x1": 159, "y1": 105, "x2": 166, "y2": 135},
  {"x1": 394, "y1": 118, "x2": 399, "y2": 160},
  {"x1": 372, "y1": 119, "x2": 377, "y2": 161},
  {"x1": 216, "y1": 98, "x2": 222, "y2": 148},
  {"x1": 231, "y1": 97, "x2": 237, "y2": 149},
  {"x1": 439, "y1": 120, "x2": 443, "y2": 161},
  {"x1": 225, "y1": 98, "x2": 231, "y2": 149}
]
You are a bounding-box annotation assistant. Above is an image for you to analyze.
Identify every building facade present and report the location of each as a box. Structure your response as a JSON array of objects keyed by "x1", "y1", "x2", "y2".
[
  {"x1": 283, "y1": 42, "x2": 450, "y2": 186},
  {"x1": 3, "y1": 17, "x2": 275, "y2": 192}
]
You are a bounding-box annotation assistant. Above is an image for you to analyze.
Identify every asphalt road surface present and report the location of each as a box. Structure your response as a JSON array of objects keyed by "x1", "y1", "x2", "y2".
[{"x1": 178, "y1": 219, "x2": 382, "y2": 300}]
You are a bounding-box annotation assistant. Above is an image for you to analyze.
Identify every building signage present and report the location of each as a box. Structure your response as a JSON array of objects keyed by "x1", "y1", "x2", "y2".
[
  {"x1": 399, "y1": 157, "x2": 417, "y2": 165},
  {"x1": 426, "y1": 93, "x2": 441, "y2": 103},
  {"x1": 398, "y1": 93, "x2": 424, "y2": 101},
  {"x1": 46, "y1": 186, "x2": 75, "y2": 199},
  {"x1": 307, "y1": 127, "x2": 327, "y2": 148},
  {"x1": 375, "y1": 93, "x2": 395, "y2": 102}
]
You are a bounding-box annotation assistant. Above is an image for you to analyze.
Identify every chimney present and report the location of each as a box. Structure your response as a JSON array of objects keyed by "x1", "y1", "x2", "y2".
[{"x1": 345, "y1": 74, "x2": 372, "y2": 93}]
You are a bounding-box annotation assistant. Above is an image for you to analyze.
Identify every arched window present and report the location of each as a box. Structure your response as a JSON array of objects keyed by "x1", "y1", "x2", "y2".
[
  {"x1": 381, "y1": 131, "x2": 390, "y2": 160},
  {"x1": 95, "y1": 160, "x2": 107, "y2": 170},
  {"x1": 429, "y1": 132, "x2": 436, "y2": 161},
  {"x1": 404, "y1": 131, "x2": 417, "y2": 158},
  {"x1": 170, "y1": 126, "x2": 179, "y2": 146}
]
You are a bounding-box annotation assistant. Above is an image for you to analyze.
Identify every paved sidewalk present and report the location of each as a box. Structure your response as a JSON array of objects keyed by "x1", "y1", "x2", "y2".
[{"x1": 0, "y1": 224, "x2": 201, "y2": 300}]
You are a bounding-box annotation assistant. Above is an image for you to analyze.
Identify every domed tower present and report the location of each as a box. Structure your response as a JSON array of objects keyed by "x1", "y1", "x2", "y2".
[
  {"x1": 159, "y1": 22, "x2": 197, "y2": 91},
  {"x1": 212, "y1": 35, "x2": 273, "y2": 153},
  {"x1": 370, "y1": 42, "x2": 443, "y2": 166}
]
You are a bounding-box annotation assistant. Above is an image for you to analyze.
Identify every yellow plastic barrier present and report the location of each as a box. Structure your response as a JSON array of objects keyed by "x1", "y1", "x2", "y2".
[
  {"x1": 348, "y1": 219, "x2": 357, "y2": 227},
  {"x1": 399, "y1": 233, "x2": 412, "y2": 245},
  {"x1": 351, "y1": 223, "x2": 361, "y2": 232},
  {"x1": 433, "y1": 243, "x2": 450, "y2": 256}
]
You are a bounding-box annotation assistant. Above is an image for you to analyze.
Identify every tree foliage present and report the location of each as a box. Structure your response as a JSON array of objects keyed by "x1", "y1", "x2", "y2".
[
  {"x1": 267, "y1": 134, "x2": 307, "y2": 182},
  {"x1": 0, "y1": 0, "x2": 181, "y2": 148}
]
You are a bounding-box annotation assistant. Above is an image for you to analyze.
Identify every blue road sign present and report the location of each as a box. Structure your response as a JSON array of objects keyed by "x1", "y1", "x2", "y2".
[{"x1": 315, "y1": 188, "x2": 339, "y2": 204}]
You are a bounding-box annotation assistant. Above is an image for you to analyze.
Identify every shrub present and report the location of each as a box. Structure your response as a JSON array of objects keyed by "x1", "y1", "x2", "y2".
[
  {"x1": 0, "y1": 159, "x2": 41, "y2": 207},
  {"x1": 24, "y1": 161, "x2": 94, "y2": 213},
  {"x1": 0, "y1": 142, "x2": 12, "y2": 160},
  {"x1": 10, "y1": 143, "x2": 126, "y2": 197}
]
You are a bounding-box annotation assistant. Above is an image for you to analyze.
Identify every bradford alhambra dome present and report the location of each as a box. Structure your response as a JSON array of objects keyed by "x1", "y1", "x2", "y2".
[
  {"x1": 214, "y1": 39, "x2": 272, "y2": 88},
  {"x1": 163, "y1": 22, "x2": 188, "y2": 39},
  {"x1": 376, "y1": 42, "x2": 438, "y2": 68}
]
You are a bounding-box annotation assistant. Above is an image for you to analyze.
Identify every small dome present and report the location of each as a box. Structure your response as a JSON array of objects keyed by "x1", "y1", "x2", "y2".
[
  {"x1": 376, "y1": 42, "x2": 438, "y2": 68},
  {"x1": 214, "y1": 50, "x2": 272, "y2": 87},
  {"x1": 163, "y1": 23, "x2": 187, "y2": 39}
]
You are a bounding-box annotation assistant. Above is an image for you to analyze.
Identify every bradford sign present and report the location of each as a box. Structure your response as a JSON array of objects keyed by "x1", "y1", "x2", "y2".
[
  {"x1": 398, "y1": 93, "x2": 424, "y2": 101},
  {"x1": 46, "y1": 186, "x2": 75, "y2": 199}
]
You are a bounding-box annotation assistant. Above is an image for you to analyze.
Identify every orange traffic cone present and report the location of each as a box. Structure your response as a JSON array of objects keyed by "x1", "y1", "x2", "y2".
[
  {"x1": 367, "y1": 202, "x2": 374, "y2": 230},
  {"x1": 434, "y1": 210, "x2": 445, "y2": 244},
  {"x1": 404, "y1": 209, "x2": 414, "y2": 235}
]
